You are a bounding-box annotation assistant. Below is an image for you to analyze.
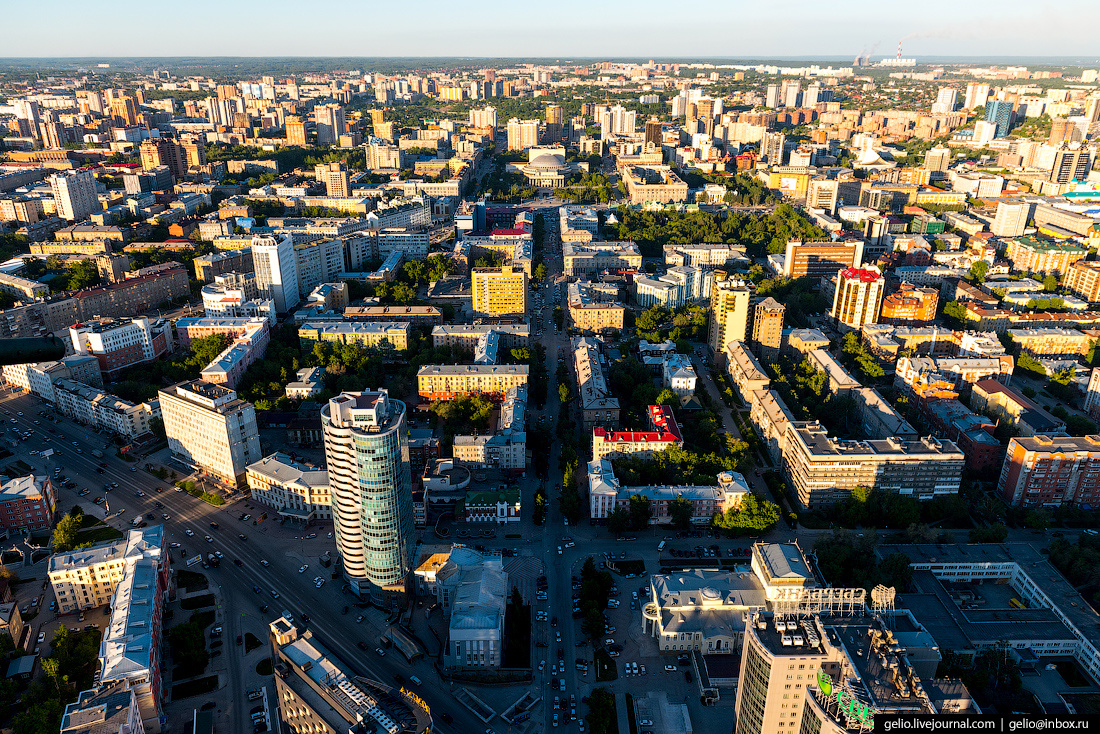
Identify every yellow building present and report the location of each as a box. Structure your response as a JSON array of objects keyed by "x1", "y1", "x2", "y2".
[
  {"x1": 708, "y1": 272, "x2": 753, "y2": 358},
  {"x1": 567, "y1": 281, "x2": 625, "y2": 333},
  {"x1": 472, "y1": 265, "x2": 528, "y2": 317},
  {"x1": 297, "y1": 321, "x2": 410, "y2": 352},
  {"x1": 417, "y1": 364, "x2": 529, "y2": 401}
]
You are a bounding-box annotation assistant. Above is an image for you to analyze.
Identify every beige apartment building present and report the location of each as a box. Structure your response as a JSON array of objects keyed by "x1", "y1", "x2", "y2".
[
  {"x1": 297, "y1": 321, "x2": 410, "y2": 352},
  {"x1": 246, "y1": 453, "x2": 331, "y2": 521},
  {"x1": 1004, "y1": 236, "x2": 1087, "y2": 276},
  {"x1": 1064, "y1": 259, "x2": 1100, "y2": 303},
  {"x1": 159, "y1": 380, "x2": 262, "y2": 488},
  {"x1": 562, "y1": 241, "x2": 642, "y2": 276},
  {"x1": 471, "y1": 266, "x2": 528, "y2": 317},
  {"x1": 567, "y1": 281, "x2": 625, "y2": 333},
  {"x1": 431, "y1": 324, "x2": 530, "y2": 352},
  {"x1": 709, "y1": 272, "x2": 753, "y2": 359},
  {"x1": 417, "y1": 364, "x2": 529, "y2": 401},
  {"x1": 621, "y1": 165, "x2": 689, "y2": 204}
]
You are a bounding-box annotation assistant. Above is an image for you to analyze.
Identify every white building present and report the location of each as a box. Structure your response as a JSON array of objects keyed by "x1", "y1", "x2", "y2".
[
  {"x1": 53, "y1": 378, "x2": 159, "y2": 439},
  {"x1": 246, "y1": 452, "x2": 331, "y2": 521},
  {"x1": 663, "y1": 353, "x2": 698, "y2": 397},
  {"x1": 251, "y1": 234, "x2": 300, "y2": 313},
  {"x1": 285, "y1": 367, "x2": 325, "y2": 399},
  {"x1": 50, "y1": 169, "x2": 98, "y2": 221},
  {"x1": 159, "y1": 380, "x2": 262, "y2": 488}
]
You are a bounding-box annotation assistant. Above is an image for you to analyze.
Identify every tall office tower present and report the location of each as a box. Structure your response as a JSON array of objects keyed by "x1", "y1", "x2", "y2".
[
  {"x1": 472, "y1": 266, "x2": 529, "y2": 317},
  {"x1": 285, "y1": 116, "x2": 308, "y2": 146},
  {"x1": 314, "y1": 161, "x2": 350, "y2": 197},
  {"x1": 932, "y1": 87, "x2": 958, "y2": 113},
  {"x1": 923, "y1": 146, "x2": 951, "y2": 173},
  {"x1": 159, "y1": 380, "x2": 262, "y2": 489},
  {"x1": 139, "y1": 137, "x2": 186, "y2": 179},
  {"x1": 1051, "y1": 144, "x2": 1094, "y2": 184},
  {"x1": 760, "y1": 131, "x2": 786, "y2": 165},
  {"x1": 964, "y1": 82, "x2": 991, "y2": 110},
  {"x1": 695, "y1": 98, "x2": 716, "y2": 135},
  {"x1": 251, "y1": 234, "x2": 300, "y2": 313},
  {"x1": 322, "y1": 389, "x2": 414, "y2": 606},
  {"x1": 49, "y1": 170, "x2": 98, "y2": 222},
  {"x1": 765, "y1": 84, "x2": 781, "y2": 109},
  {"x1": 1049, "y1": 117, "x2": 1079, "y2": 145},
  {"x1": 314, "y1": 104, "x2": 346, "y2": 145},
  {"x1": 544, "y1": 103, "x2": 563, "y2": 142},
  {"x1": 781, "y1": 80, "x2": 801, "y2": 108},
  {"x1": 644, "y1": 119, "x2": 663, "y2": 150},
  {"x1": 708, "y1": 271, "x2": 753, "y2": 358},
  {"x1": 181, "y1": 135, "x2": 206, "y2": 168},
  {"x1": 369, "y1": 109, "x2": 386, "y2": 128},
  {"x1": 506, "y1": 118, "x2": 539, "y2": 150},
  {"x1": 751, "y1": 297, "x2": 785, "y2": 361},
  {"x1": 109, "y1": 96, "x2": 141, "y2": 127},
  {"x1": 992, "y1": 201, "x2": 1030, "y2": 237},
  {"x1": 803, "y1": 83, "x2": 821, "y2": 108},
  {"x1": 469, "y1": 107, "x2": 498, "y2": 128},
  {"x1": 831, "y1": 267, "x2": 885, "y2": 331},
  {"x1": 984, "y1": 100, "x2": 1015, "y2": 138}
]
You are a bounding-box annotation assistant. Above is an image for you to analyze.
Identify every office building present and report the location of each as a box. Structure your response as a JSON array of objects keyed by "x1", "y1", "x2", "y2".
[
  {"x1": 70, "y1": 317, "x2": 171, "y2": 379},
  {"x1": 251, "y1": 234, "x2": 300, "y2": 313},
  {"x1": 159, "y1": 380, "x2": 261, "y2": 488},
  {"x1": 588, "y1": 460, "x2": 748, "y2": 523},
  {"x1": 322, "y1": 390, "x2": 414, "y2": 606},
  {"x1": 246, "y1": 453, "x2": 330, "y2": 522},
  {"x1": 50, "y1": 170, "x2": 98, "y2": 222},
  {"x1": 269, "y1": 618, "x2": 432, "y2": 734},
  {"x1": 621, "y1": 165, "x2": 688, "y2": 204},
  {"x1": 999, "y1": 435, "x2": 1100, "y2": 508},
  {"x1": 1064, "y1": 259, "x2": 1100, "y2": 303},
  {"x1": 984, "y1": 100, "x2": 1015, "y2": 138},
  {"x1": 314, "y1": 161, "x2": 350, "y2": 197},
  {"x1": 781, "y1": 240, "x2": 863, "y2": 279},
  {"x1": 0, "y1": 474, "x2": 55, "y2": 533},
  {"x1": 506, "y1": 118, "x2": 539, "y2": 151},
  {"x1": 297, "y1": 321, "x2": 410, "y2": 352},
  {"x1": 1051, "y1": 144, "x2": 1093, "y2": 184},
  {"x1": 471, "y1": 265, "x2": 528, "y2": 317},
  {"x1": 751, "y1": 297, "x2": 785, "y2": 360},
  {"x1": 991, "y1": 201, "x2": 1029, "y2": 237},
  {"x1": 709, "y1": 272, "x2": 753, "y2": 359}
]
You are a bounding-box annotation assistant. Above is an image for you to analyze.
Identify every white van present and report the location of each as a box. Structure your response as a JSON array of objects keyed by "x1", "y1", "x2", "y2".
[{"x1": 657, "y1": 541, "x2": 666, "y2": 552}]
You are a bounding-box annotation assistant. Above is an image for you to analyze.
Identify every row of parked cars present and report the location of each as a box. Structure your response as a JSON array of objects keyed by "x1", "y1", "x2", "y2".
[{"x1": 667, "y1": 545, "x2": 751, "y2": 559}]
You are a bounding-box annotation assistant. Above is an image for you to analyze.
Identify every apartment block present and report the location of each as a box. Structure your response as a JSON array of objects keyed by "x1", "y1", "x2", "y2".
[
  {"x1": 831, "y1": 267, "x2": 885, "y2": 331},
  {"x1": 417, "y1": 364, "x2": 529, "y2": 402},
  {"x1": 174, "y1": 317, "x2": 271, "y2": 388},
  {"x1": 0, "y1": 272, "x2": 47, "y2": 301},
  {"x1": 971, "y1": 379, "x2": 1066, "y2": 436},
  {"x1": 591, "y1": 404, "x2": 683, "y2": 461},
  {"x1": 781, "y1": 240, "x2": 863, "y2": 279},
  {"x1": 431, "y1": 324, "x2": 530, "y2": 352},
  {"x1": 568, "y1": 281, "x2": 625, "y2": 333},
  {"x1": 1064, "y1": 260, "x2": 1100, "y2": 303},
  {"x1": 0, "y1": 475, "x2": 55, "y2": 532},
  {"x1": 999, "y1": 435, "x2": 1100, "y2": 508},
  {"x1": 453, "y1": 385, "x2": 527, "y2": 471},
  {"x1": 726, "y1": 340, "x2": 771, "y2": 402},
  {"x1": 751, "y1": 297, "x2": 785, "y2": 360},
  {"x1": 297, "y1": 320, "x2": 410, "y2": 353},
  {"x1": 343, "y1": 305, "x2": 442, "y2": 325},
  {"x1": 573, "y1": 336, "x2": 620, "y2": 431},
  {"x1": 562, "y1": 241, "x2": 642, "y2": 276},
  {"x1": 159, "y1": 381, "x2": 262, "y2": 488},
  {"x1": 53, "y1": 379, "x2": 158, "y2": 439},
  {"x1": 471, "y1": 266, "x2": 528, "y2": 317},
  {"x1": 709, "y1": 272, "x2": 753, "y2": 359},
  {"x1": 71, "y1": 267, "x2": 190, "y2": 320},
  {"x1": 880, "y1": 283, "x2": 939, "y2": 325},
  {"x1": 664, "y1": 243, "x2": 749, "y2": 271},
  {"x1": 69, "y1": 317, "x2": 171, "y2": 379},
  {"x1": 1008, "y1": 327, "x2": 1093, "y2": 358},
  {"x1": 1004, "y1": 236, "x2": 1087, "y2": 276},
  {"x1": 246, "y1": 453, "x2": 330, "y2": 521}
]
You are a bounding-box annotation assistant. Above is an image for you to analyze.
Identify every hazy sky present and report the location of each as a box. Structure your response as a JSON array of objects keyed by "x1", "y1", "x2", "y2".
[{"x1": 4, "y1": 0, "x2": 1099, "y2": 59}]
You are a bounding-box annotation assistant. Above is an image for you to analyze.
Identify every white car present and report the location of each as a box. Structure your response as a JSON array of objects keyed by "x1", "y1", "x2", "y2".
[
  {"x1": 260, "y1": 559, "x2": 269, "y2": 567},
  {"x1": 557, "y1": 546, "x2": 562, "y2": 555},
  {"x1": 185, "y1": 529, "x2": 194, "y2": 536},
  {"x1": 299, "y1": 565, "x2": 308, "y2": 574},
  {"x1": 204, "y1": 535, "x2": 213, "y2": 543},
  {"x1": 315, "y1": 579, "x2": 325, "y2": 588}
]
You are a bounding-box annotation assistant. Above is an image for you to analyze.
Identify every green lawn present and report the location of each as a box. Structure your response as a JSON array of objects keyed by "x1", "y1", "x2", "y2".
[
  {"x1": 256, "y1": 658, "x2": 273, "y2": 676},
  {"x1": 180, "y1": 594, "x2": 215, "y2": 611},
  {"x1": 171, "y1": 675, "x2": 218, "y2": 700},
  {"x1": 244, "y1": 633, "x2": 263, "y2": 654},
  {"x1": 78, "y1": 526, "x2": 124, "y2": 545},
  {"x1": 177, "y1": 570, "x2": 208, "y2": 593},
  {"x1": 594, "y1": 649, "x2": 618, "y2": 682}
]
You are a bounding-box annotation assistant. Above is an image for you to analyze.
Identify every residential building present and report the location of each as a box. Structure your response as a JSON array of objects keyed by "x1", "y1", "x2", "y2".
[
  {"x1": 991, "y1": 201, "x2": 1030, "y2": 237},
  {"x1": 298, "y1": 321, "x2": 410, "y2": 352},
  {"x1": 726, "y1": 341, "x2": 771, "y2": 402},
  {"x1": 708, "y1": 272, "x2": 753, "y2": 359},
  {"x1": 999, "y1": 435, "x2": 1100, "y2": 508},
  {"x1": 784, "y1": 422, "x2": 965, "y2": 508},
  {"x1": 343, "y1": 305, "x2": 442, "y2": 326},
  {"x1": 53, "y1": 379, "x2": 158, "y2": 439},
  {"x1": 453, "y1": 385, "x2": 527, "y2": 471},
  {"x1": 1004, "y1": 236, "x2": 1087, "y2": 276},
  {"x1": 506, "y1": 118, "x2": 539, "y2": 151},
  {"x1": 314, "y1": 161, "x2": 350, "y2": 198},
  {"x1": 49, "y1": 170, "x2": 98, "y2": 222},
  {"x1": 158, "y1": 380, "x2": 262, "y2": 488},
  {"x1": 200, "y1": 273, "x2": 275, "y2": 325},
  {"x1": 175, "y1": 317, "x2": 270, "y2": 388},
  {"x1": 0, "y1": 272, "x2": 47, "y2": 301},
  {"x1": 285, "y1": 367, "x2": 325, "y2": 400},
  {"x1": 293, "y1": 238, "x2": 345, "y2": 296},
  {"x1": 895, "y1": 355, "x2": 1014, "y2": 397},
  {"x1": 313, "y1": 104, "x2": 346, "y2": 146},
  {"x1": 268, "y1": 618, "x2": 432, "y2": 734},
  {"x1": 69, "y1": 317, "x2": 171, "y2": 379},
  {"x1": 321, "y1": 390, "x2": 415, "y2": 605},
  {"x1": 0, "y1": 604, "x2": 23, "y2": 649},
  {"x1": 568, "y1": 281, "x2": 626, "y2": 332},
  {"x1": 664, "y1": 243, "x2": 748, "y2": 271},
  {"x1": 431, "y1": 324, "x2": 530, "y2": 352},
  {"x1": 971, "y1": 379, "x2": 1065, "y2": 437},
  {"x1": 71, "y1": 266, "x2": 190, "y2": 321},
  {"x1": 1008, "y1": 327, "x2": 1092, "y2": 358},
  {"x1": 588, "y1": 460, "x2": 748, "y2": 523},
  {"x1": 246, "y1": 453, "x2": 330, "y2": 522},
  {"x1": 0, "y1": 474, "x2": 55, "y2": 533},
  {"x1": 1064, "y1": 260, "x2": 1100, "y2": 303},
  {"x1": 193, "y1": 248, "x2": 253, "y2": 283},
  {"x1": 417, "y1": 364, "x2": 528, "y2": 402},
  {"x1": 751, "y1": 297, "x2": 785, "y2": 361},
  {"x1": 48, "y1": 526, "x2": 168, "y2": 731},
  {"x1": 781, "y1": 240, "x2": 863, "y2": 279},
  {"x1": 807, "y1": 350, "x2": 861, "y2": 396},
  {"x1": 562, "y1": 241, "x2": 642, "y2": 276},
  {"x1": 663, "y1": 353, "x2": 698, "y2": 397},
  {"x1": 573, "y1": 336, "x2": 620, "y2": 431},
  {"x1": 471, "y1": 266, "x2": 528, "y2": 317},
  {"x1": 60, "y1": 682, "x2": 146, "y2": 734},
  {"x1": 1051, "y1": 144, "x2": 1093, "y2": 184},
  {"x1": 831, "y1": 267, "x2": 885, "y2": 331},
  {"x1": 880, "y1": 283, "x2": 938, "y2": 325},
  {"x1": 592, "y1": 404, "x2": 684, "y2": 461},
  {"x1": 251, "y1": 234, "x2": 300, "y2": 313}
]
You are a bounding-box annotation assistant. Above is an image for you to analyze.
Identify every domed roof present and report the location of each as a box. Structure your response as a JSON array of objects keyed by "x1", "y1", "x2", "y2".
[{"x1": 529, "y1": 153, "x2": 565, "y2": 169}]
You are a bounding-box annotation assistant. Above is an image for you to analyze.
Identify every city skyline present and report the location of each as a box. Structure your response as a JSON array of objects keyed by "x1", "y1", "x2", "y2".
[{"x1": 2, "y1": 0, "x2": 1099, "y2": 59}]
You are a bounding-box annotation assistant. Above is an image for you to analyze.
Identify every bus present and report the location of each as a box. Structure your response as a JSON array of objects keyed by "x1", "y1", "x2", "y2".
[
  {"x1": 657, "y1": 541, "x2": 666, "y2": 553},
  {"x1": 1009, "y1": 598, "x2": 1025, "y2": 609}
]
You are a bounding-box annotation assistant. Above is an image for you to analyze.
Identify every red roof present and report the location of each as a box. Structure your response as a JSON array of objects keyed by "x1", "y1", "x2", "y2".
[
  {"x1": 492, "y1": 228, "x2": 528, "y2": 236},
  {"x1": 840, "y1": 267, "x2": 883, "y2": 283}
]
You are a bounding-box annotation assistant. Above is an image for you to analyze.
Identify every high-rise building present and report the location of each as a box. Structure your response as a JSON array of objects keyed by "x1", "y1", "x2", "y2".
[
  {"x1": 760, "y1": 131, "x2": 785, "y2": 165},
  {"x1": 923, "y1": 146, "x2": 951, "y2": 174},
  {"x1": 782, "y1": 240, "x2": 863, "y2": 279},
  {"x1": 322, "y1": 390, "x2": 414, "y2": 606},
  {"x1": 991, "y1": 201, "x2": 1029, "y2": 237},
  {"x1": 544, "y1": 103, "x2": 563, "y2": 142},
  {"x1": 999, "y1": 435, "x2": 1100, "y2": 508},
  {"x1": 13, "y1": 100, "x2": 42, "y2": 139},
  {"x1": 469, "y1": 106, "x2": 497, "y2": 128},
  {"x1": 109, "y1": 95, "x2": 140, "y2": 127},
  {"x1": 472, "y1": 265, "x2": 529, "y2": 317},
  {"x1": 314, "y1": 161, "x2": 350, "y2": 197},
  {"x1": 251, "y1": 234, "x2": 300, "y2": 313},
  {"x1": 314, "y1": 103, "x2": 346, "y2": 145},
  {"x1": 1065, "y1": 260, "x2": 1100, "y2": 303},
  {"x1": 708, "y1": 271, "x2": 753, "y2": 359},
  {"x1": 1049, "y1": 117, "x2": 1080, "y2": 146},
  {"x1": 506, "y1": 118, "x2": 540, "y2": 150},
  {"x1": 781, "y1": 80, "x2": 801, "y2": 108},
  {"x1": 831, "y1": 267, "x2": 885, "y2": 331},
  {"x1": 764, "y1": 84, "x2": 780, "y2": 109},
  {"x1": 49, "y1": 170, "x2": 98, "y2": 222},
  {"x1": 803, "y1": 83, "x2": 821, "y2": 108},
  {"x1": 139, "y1": 137, "x2": 186, "y2": 178},
  {"x1": 695, "y1": 98, "x2": 716, "y2": 135},
  {"x1": 180, "y1": 134, "x2": 206, "y2": 168},
  {"x1": 964, "y1": 82, "x2": 991, "y2": 111},
  {"x1": 159, "y1": 380, "x2": 262, "y2": 488},
  {"x1": 932, "y1": 87, "x2": 958, "y2": 113},
  {"x1": 369, "y1": 108, "x2": 386, "y2": 128},
  {"x1": 644, "y1": 119, "x2": 662, "y2": 150},
  {"x1": 751, "y1": 297, "x2": 785, "y2": 361},
  {"x1": 285, "y1": 115, "x2": 308, "y2": 146},
  {"x1": 984, "y1": 100, "x2": 1015, "y2": 138},
  {"x1": 1085, "y1": 96, "x2": 1100, "y2": 125},
  {"x1": 1051, "y1": 144, "x2": 1093, "y2": 184}
]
